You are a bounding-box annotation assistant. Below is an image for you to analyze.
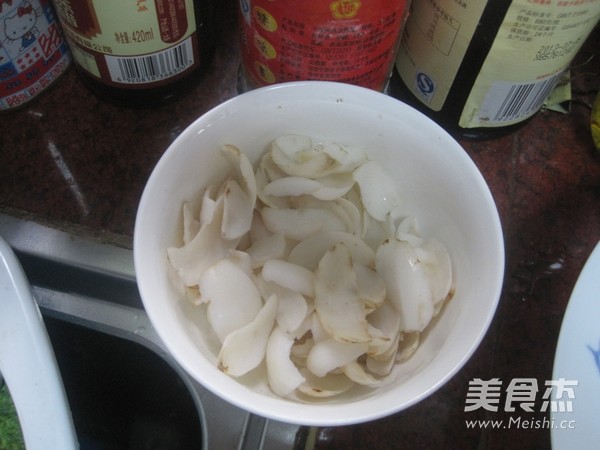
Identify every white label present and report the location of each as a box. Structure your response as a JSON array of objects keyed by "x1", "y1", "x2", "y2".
[
  {"x1": 105, "y1": 38, "x2": 194, "y2": 84},
  {"x1": 477, "y1": 72, "x2": 564, "y2": 124}
]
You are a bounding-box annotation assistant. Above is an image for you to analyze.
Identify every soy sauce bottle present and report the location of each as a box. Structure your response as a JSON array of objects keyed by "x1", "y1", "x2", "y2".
[
  {"x1": 391, "y1": 0, "x2": 600, "y2": 139},
  {"x1": 51, "y1": 0, "x2": 214, "y2": 107}
]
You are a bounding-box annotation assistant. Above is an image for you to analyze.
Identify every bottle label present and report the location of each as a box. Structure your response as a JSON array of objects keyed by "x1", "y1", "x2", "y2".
[
  {"x1": 0, "y1": 0, "x2": 71, "y2": 110},
  {"x1": 239, "y1": 0, "x2": 410, "y2": 92},
  {"x1": 395, "y1": 0, "x2": 487, "y2": 112},
  {"x1": 460, "y1": 1, "x2": 600, "y2": 128},
  {"x1": 396, "y1": 0, "x2": 600, "y2": 128},
  {"x1": 53, "y1": 0, "x2": 199, "y2": 88}
]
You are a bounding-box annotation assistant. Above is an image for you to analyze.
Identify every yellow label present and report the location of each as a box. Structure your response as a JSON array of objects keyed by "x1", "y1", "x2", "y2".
[
  {"x1": 53, "y1": 0, "x2": 198, "y2": 85},
  {"x1": 254, "y1": 6, "x2": 278, "y2": 32},
  {"x1": 395, "y1": 0, "x2": 488, "y2": 111},
  {"x1": 55, "y1": 0, "x2": 196, "y2": 56},
  {"x1": 70, "y1": 45, "x2": 100, "y2": 78},
  {"x1": 592, "y1": 91, "x2": 600, "y2": 151},
  {"x1": 460, "y1": 0, "x2": 600, "y2": 128},
  {"x1": 330, "y1": 0, "x2": 362, "y2": 19}
]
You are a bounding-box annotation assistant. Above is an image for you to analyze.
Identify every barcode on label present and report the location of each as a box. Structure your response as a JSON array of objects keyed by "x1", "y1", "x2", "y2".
[
  {"x1": 106, "y1": 38, "x2": 194, "y2": 84},
  {"x1": 480, "y1": 72, "x2": 563, "y2": 124}
]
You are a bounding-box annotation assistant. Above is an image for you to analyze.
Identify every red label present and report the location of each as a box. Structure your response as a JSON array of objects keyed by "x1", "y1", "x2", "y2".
[
  {"x1": 38, "y1": 22, "x2": 64, "y2": 57},
  {"x1": 239, "y1": 0, "x2": 410, "y2": 91},
  {"x1": 53, "y1": 0, "x2": 101, "y2": 38},
  {"x1": 155, "y1": 0, "x2": 189, "y2": 43}
]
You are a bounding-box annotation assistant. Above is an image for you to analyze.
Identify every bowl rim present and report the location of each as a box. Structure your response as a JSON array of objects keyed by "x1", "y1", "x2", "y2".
[{"x1": 133, "y1": 80, "x2": 505, "y2": 426}]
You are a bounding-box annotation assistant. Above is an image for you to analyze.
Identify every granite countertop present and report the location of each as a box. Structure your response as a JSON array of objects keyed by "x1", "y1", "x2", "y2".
[{"x1": 1, "y1": 1, "x2": 599, "y2": 447}]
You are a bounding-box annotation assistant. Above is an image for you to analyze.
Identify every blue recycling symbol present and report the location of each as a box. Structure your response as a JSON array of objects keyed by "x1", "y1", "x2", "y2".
[{"x1": 416, "y1": 72, "x2": 435, "y2": 96}]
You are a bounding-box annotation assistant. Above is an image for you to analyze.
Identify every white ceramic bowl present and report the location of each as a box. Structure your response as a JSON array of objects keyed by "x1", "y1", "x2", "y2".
[{"x1": 134, "y1": 81, "x2": 504, "y2": 426}]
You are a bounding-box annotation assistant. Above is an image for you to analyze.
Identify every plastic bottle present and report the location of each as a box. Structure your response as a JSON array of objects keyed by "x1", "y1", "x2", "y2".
[
  {"x1": 238, "y1": 0, "x2": 411, "y2": 93},
  {"x1": 51, "y1": 0, "x2": 214, "y2": 106},
  {"x1": 0, "y1": 0, "x2": 71, "y2": 111},
  {"x1": 391, "y1": 0, "x2": 600, "y2": 138}
]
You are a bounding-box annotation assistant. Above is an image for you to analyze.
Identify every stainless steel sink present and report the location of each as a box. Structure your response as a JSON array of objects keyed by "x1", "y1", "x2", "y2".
[{"x1": 0, "y1": 213, "x2": 306, "y2": 449}]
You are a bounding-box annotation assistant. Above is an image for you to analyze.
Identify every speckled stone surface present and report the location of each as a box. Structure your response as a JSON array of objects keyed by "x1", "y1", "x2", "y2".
[{"x1": 1, "y1": 1, "x2": 598, "y2": 447}]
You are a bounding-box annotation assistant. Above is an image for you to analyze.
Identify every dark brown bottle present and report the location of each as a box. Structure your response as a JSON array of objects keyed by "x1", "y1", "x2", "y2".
[
  {"x1": 51, "y1": 0, "x2": 214, "y2": 107},
  {"x1": 391, "y1": 0, "x2": 600, "y2": 139}
]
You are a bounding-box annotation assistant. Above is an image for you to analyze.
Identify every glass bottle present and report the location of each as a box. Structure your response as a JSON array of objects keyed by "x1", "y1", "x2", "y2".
[
  {"x1": 51, "y1": 0, "x2": 214, "y2": 107},
  {"x1": 391, "y1": 0, "x2": 600, "y2": 138}
]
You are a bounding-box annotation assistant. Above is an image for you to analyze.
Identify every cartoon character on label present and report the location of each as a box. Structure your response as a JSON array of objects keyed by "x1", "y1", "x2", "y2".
[{"x1": 3, "y1": 1, "x2": 39, "y2": 52}]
